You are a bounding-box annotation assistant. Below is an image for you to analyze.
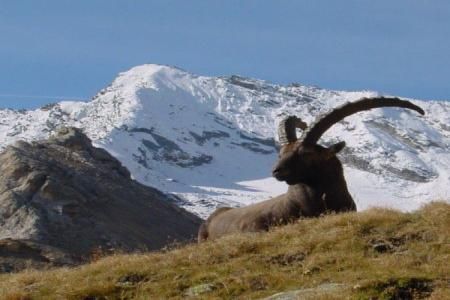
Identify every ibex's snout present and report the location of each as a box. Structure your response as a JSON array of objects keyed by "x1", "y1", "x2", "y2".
[
  {"x1": 272, "y1": 166, "x2": 281, "y2": 178},
  {"x1": 272, "y1": 165, "x2": 288, "y2": 181}
]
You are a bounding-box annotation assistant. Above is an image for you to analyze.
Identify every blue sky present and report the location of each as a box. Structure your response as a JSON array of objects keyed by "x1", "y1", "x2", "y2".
[{"x1": 1, "y1": 0, "x2": 449, "y2": 109}]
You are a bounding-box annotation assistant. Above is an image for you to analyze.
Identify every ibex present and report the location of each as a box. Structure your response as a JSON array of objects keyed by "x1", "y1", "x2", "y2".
[{"x1": 198, "y1": 97, "x2": 425, "y2": 242}]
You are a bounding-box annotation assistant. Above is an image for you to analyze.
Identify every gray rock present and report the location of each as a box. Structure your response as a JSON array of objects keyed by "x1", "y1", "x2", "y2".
[
  {"x1": 185, "y1": 283, "x2": 216, "y2": 297},
  {"x1": 127, "y1": 127, "x2": 214, "y2": 168},
  {"x1": 263, "y1": 283, "x2": 349, "y2": 300},
  {"x1": 0, "y1": 127, "x2": 201, "y2": 272},
  {"x1": 189, "y1": 130, "x2": 230, "y2": 146},
  {"x1": 0, "y1": 238, "x2": 76, "y2": 273}
]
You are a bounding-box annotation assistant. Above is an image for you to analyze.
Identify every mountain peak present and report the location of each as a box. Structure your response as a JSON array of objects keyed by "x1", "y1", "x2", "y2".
[
  {"x1": 122, "y1": 63, "x2": 189, "y2": 77},
  {"x1": 112, "y1": 64, "x2": 195, "y2": 92}
]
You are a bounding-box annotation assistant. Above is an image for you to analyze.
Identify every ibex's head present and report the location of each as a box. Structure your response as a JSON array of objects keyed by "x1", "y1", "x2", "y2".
[{"x1": 272, "y1": 97, "x2": 425, "y2": 185}]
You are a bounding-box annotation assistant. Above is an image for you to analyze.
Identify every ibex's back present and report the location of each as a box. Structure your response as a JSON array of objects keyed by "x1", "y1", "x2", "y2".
[
  {"x1": 199, "y1": 97, "x2": 425, "y2": 242},
  {"x1": 198, "y1": 184, "x2": 320, "y2": 242}
]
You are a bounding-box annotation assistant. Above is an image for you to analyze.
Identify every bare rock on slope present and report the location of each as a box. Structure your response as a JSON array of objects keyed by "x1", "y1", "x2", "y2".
[
  {"x1": 0, "y1": 239, "x2": 76, "y2": 273},
  {"x1": 0, "y1": 127, "x2": 201, "y2": 271}
]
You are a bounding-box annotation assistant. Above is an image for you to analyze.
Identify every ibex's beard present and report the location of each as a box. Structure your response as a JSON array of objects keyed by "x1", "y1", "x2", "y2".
[{"x1": 285, "y1": 179, "x2": 298, "y2": 185}]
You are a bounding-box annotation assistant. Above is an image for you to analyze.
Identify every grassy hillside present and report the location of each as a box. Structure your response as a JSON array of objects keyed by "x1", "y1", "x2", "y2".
[{"x1": 0, "y1": 202, "x2": 448, "y2": 300}]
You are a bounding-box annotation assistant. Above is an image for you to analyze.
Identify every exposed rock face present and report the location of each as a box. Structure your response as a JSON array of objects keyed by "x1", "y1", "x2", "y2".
[
  {"x1": 0, "y1": 239, "x2": 76, "y2": 273},
  {"x1": 0, "y1": 127, "x2": 201, "y2": 272}
]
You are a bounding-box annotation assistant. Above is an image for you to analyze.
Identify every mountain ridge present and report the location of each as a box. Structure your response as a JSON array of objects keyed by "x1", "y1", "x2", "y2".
[{"x1": 1, "y1": 64, "x2": 449, "y2": 217}]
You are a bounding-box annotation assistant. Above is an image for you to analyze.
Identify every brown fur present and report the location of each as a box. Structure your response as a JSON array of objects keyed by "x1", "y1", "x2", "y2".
[{"x1": 198, "y1": 142, "x2": 355, "y2": 242}]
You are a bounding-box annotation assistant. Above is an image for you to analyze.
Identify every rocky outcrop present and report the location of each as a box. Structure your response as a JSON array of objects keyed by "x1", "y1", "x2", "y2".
[
  {"x1": 0, "y1": 127, "x2": 201, "y2": 272},
  {"x1": 0, "y1": 239, "x2": 76, "y2": 273}
]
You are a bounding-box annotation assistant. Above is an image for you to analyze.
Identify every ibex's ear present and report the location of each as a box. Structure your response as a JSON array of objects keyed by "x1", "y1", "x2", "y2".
[{"x1": 325, "y1": 141, "x2": 346, "y2": 159}]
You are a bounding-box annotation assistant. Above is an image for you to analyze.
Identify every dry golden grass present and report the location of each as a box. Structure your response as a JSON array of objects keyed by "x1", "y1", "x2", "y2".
[{"x1": 0, "y1": 202, "x2": 448, "y2": 299}]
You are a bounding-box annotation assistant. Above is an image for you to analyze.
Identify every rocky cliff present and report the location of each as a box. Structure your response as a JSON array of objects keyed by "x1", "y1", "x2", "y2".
[{"x1": 0, "y1": 127, "x2": 201, "y2": 272}]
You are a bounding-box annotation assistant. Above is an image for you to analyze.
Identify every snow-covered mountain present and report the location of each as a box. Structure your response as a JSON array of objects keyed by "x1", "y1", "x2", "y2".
[{"x1": 1, "y1": 64, "x2": 450, "y2": 218}]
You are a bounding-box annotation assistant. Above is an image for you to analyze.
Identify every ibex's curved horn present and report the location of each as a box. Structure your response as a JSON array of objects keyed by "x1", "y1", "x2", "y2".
[
  {"x1": 300, "y1": 97, "x2": 425, "y2": 145},
  {"x1": 278, "y1": 116, "x2": 307, "y2": 145}
]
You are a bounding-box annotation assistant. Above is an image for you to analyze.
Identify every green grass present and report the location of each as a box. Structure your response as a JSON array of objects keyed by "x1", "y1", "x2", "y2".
[{"x1": 0, "y1": 202, "x2": 448, "y2": 299}]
